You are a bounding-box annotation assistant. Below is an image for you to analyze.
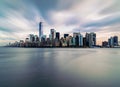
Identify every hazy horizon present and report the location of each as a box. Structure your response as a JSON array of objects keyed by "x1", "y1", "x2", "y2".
[{"x1": 0, "y1": 0, "x2": 120, "y2": 46}]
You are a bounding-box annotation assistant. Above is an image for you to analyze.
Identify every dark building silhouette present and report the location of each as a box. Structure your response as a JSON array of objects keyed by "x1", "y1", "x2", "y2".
[
  {"x1": 75, "y1": 35, "x2": 79, "y2": 47},
  {"x1": 83, "y1": 37, "x2": 86, "y2": 47},
  {"x1": 113, "y1": 36, "x2": 118, "y2": 46},
  {"x1": 102, "y1": 41, "x2": 108, "y2": 47},
  {"x1": 56, "y1": 32, "x2": 60, "y2": 40},
  {"x1": 64, "y1": 34, "x2": 69, "y2": 38},
  {"x1": 85, "y1": 33, "x2": 89, "y2": 47},
  {"x1": 85, "y1": 32, "x2": 96, "y2": 47}
]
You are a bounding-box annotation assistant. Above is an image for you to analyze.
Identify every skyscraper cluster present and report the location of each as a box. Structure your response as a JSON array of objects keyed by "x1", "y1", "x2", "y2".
[
  {"x1": 8, "y1": 22, "x2": 119, "y2": 48},
  {"x1": 102, "y1": 36, "x2": 119, "y2": 47}
]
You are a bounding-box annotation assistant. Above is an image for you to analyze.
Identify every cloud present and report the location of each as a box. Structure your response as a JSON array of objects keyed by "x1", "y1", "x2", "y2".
[
  {"x1": 0, "y1": 0, "x2": 120, "y2": 45},
  {"x1": 82, "y1": 13, "x2": 120, "y2": 28},
  {"x1": 0, "y1": 0, "x2": 52, "y2": 45}
]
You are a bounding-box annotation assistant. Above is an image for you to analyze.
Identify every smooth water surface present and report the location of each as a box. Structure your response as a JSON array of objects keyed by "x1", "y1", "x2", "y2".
[{"x1": 0, "y1": 47, "x2": 120, "y2": 87}]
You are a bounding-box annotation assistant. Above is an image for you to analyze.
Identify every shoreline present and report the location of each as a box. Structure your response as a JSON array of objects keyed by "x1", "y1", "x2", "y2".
[{"x1": 3, "y1": 46, "x2": 120, "y2": 48}]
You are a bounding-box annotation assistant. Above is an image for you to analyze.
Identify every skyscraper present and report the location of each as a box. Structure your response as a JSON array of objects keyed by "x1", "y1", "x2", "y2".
[
  {"x1": 50, "y1": 29, "x2": 56, "y2": 46},
  {"x1": 39, "y1": 22, "x2": 43, "y2": 39},
  {"x1": 64, "y1": 34, "x2": 69, "y2": 39},
  {"x1": 35, "y1": 35, "x2": 39, "y2": 42},
  {"x1": 73, "y1": 32, "x2": 83, "y2": 47},
  {"x1": 50, "y1": 29, "x2": 56, "y2": 40},
  {"x1": 108, "y1": 36, "x2": 118, "y2": 47},
  {"x1": 89, "y1": 32, "x2": 96, "y2": 47},
  {"x1": 73, "y1": 32, "x2": 79, "y2": 46},
  {"x1": 78, "y1": 34, "x2": 83, "y2": 47},
  {"x1": 29, "y1": 34, "x2": 35, "y2": 42},
  {"x1": 56, "y1": 32, "x2": 60, "y2": 40},
  {"x1": 113, "y1": 36, "x2": 118, "y2": 46},
  {"x1": 85, "y1": 33, "x2": 89, "y2": 47},
  {"x1": 108, "y1": 37, "x2": 114, "y2": 47}
]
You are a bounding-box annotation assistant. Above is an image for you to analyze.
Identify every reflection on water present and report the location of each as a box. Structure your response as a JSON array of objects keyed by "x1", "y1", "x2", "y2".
[{"x1": 0, "y1": 48, "x2": 120, "y2": 87}]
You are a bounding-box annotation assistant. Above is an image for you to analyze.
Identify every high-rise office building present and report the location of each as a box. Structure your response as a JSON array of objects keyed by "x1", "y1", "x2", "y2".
[
  {"x1": 85, "y1": 33, "x2": 89, "y2": 47},
  {"x1": 35, "y1": 35, "x2": 39, "y2": 42},
  {"x1": 56, "y1": 32, "x2": 60, "y2": 40},
  {"x1": 102, "y1": 41, "x2": 108, "y2": 47},
  {"x1": 72, "y1": 37, "x2": 76, "y2": 46},
  {"x1": 73, "y1": 32, "x2": 83, "y2": 47},
  {"x1": 49, "y1": 34, "x2": 52, "y2": 40},
  {"x1": 41, "y1": 35, "x2": 47, "y2": 42},
  {"x1": 50, "y1": 29, "x2": 56, "y2": 46},
  {"x1": 89, "y1": 32, "x2": 96, "y2": 47},
  {"x1": 73, "y1": 33, "x2": 79, "y2": 38},
  {"x1": 39, "y1": 22, "x2": 43, "y2": 39},
  {"x1": 64, "y1": 34, "x2": 69, "y2": 39},
  {"x1": 108, "y1": 37, "x2": 114, "y2": 47},
  {"x1": 73, "y1": 33, "x2": 79, "y2": 46},
  {"x1": 78, "y1": 34, "x2": 83, "y2": 47},
  {"x1": 50, "y1": 29, "x2": 56, "y2": 40},
  {"x1": 83, "y1": 37, "x2": 86, "y2": 47},
  {"x1": 29, "y1": 34, "x2": 35, "y2": 42},
  {"x1": 108, "y1": 36, "x2": 118, "y2": 47},
  {"x1": 75, "y1": 35, "x2": 79, "y2": 46},
  {"x1": 85, "y1": 32, "x2": 96, "y2": 47},
  {"x1": 113, "y1": 36, "x2": 118, "y2": 46}
]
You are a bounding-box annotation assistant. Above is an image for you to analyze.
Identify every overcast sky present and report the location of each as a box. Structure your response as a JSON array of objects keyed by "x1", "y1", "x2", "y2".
[{"x1": 0, "y1": 0, "x2": 120, "y2": 46}]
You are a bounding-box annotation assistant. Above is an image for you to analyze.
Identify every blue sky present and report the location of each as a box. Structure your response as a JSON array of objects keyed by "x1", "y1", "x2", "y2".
[{"x1": 0, "y1": 0, "x2": 120, "y2": 45}]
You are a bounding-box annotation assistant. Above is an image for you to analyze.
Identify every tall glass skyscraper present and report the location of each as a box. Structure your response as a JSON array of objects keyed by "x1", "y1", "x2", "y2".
[
  {"x1": 56, "y1": 32, "x2": 60, "y2": 40},
  {"x1": 89, "y1": 32, "x2": 96, "y2": 47},
  {"x1": 113, "y1": 36, "x2": 118, "y2": 46},
  {"x1": 39, "y1": 22, "x2": 43, "y2": 39},
  {"x1": 50, "y1": 29, "x2": 56, "y2": 40}
]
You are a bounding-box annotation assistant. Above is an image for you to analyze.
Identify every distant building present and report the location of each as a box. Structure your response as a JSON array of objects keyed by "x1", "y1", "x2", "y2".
[
  {"x1": 41, "y1": 35, "x2": 46, "y2": 42},
  {"x1": 50, "y1": 29, "x2": 56, "y2": 46},
  {"x1": 20, "y1": 40, "x2": 24, "y2": 47},
  {"x1": 50, "y1": 29, "x2": 56, "y2": 40},
  {"x1": 73, "y1": 33, "x2": 79, "y2": 46},
  {"x1": 85, "y1": 32, "x2": 96, "y2": 47},
  {"x1": 83, "y1": 37, "x2": 86, "y2": 47},
  {"x1": 56, "y1": 32, "x2": 60, "y2": 40},
  {"x1": 72, "y1": 37, "x2": 76, "y2": 46},
  {"x1": 78, "y1": 34, "x2": 83, "y2": 47},
  {"x1": 41, "y1": 35, "x2": 47, "y2": 46},
  {"x1": 49, "y1": 34, "x2": 52, "y2": 41},
  {"x1": 39, "y1": 22, "x2": 43, "y2": 41},
  {"x1": 108, "y1": 37, "x2": 114, "y2": 47},
  {"x1": 89, "y1": 32, "x2": 96, "y2": 47},
  {"x1": 29, "y1": 34, "x2": 35, "y2": 43},
  {"x1": 102, "y1": 41, "x2": 108, "y2": 47},
  {"x1": 73, "y1": 32, "x2": 83, "y2": 47},
  {"x1": 35, "y1": 35, "x2": 39, "y2": 42},
  {"x1": 108, "y1": 36, "x2": 119, "y2": 47},
  {"x1": 64, "y1": 34, "x2": 69, "y2": 39},
  {"x1": 25, "y1": 38, "x2": 29, "y2": 43},
  {"x1": 113, "y1": 36, "x2": 118, "y2": 46},
  {"x1": 73, "y1": 33, "x2": 79, "y2": 38},
  {"x1": 9, "y1": 22, "x2": 120, "y2": 48},
  {"x1": 85, "y1": 33, "x2": 89, "y2": 47},
  {"x1": 69, "y1": 36, "x2": 73, "y2": 46}
]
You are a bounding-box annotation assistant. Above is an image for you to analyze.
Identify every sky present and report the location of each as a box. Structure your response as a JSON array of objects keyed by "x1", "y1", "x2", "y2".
[{"x1": 0, "y1": 0, "x2": 120, "y2": 46}]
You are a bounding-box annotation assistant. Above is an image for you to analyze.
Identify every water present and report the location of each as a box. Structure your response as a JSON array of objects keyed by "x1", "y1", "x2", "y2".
[{"x1": 0, "y1": 47, "x2": 120, "y2": 87}]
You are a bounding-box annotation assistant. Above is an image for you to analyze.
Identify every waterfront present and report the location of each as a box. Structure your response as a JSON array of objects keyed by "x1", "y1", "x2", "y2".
[{"x1": 0, "y1": 47, "x2": 120, "y2": 87}]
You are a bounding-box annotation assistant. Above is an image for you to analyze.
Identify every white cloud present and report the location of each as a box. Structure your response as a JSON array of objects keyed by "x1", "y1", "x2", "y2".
[
  {"x1": 0, "y1": 0, "x2": 120, "y2": 45},
  {"x1": 0, "y1": 0, "x2": 51, "y2": 46},
  {"x1": 47, "y1": 0, "x2": 120, "y2": 44}
]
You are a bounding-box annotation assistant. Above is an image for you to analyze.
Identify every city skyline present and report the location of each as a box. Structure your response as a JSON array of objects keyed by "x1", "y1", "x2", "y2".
[
  {"x1": 0, "y1": 0, "x2": 120, "y2": 46},
  {"x1": 7, "y1": 22, "x2": 119, "y2": 48}
]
